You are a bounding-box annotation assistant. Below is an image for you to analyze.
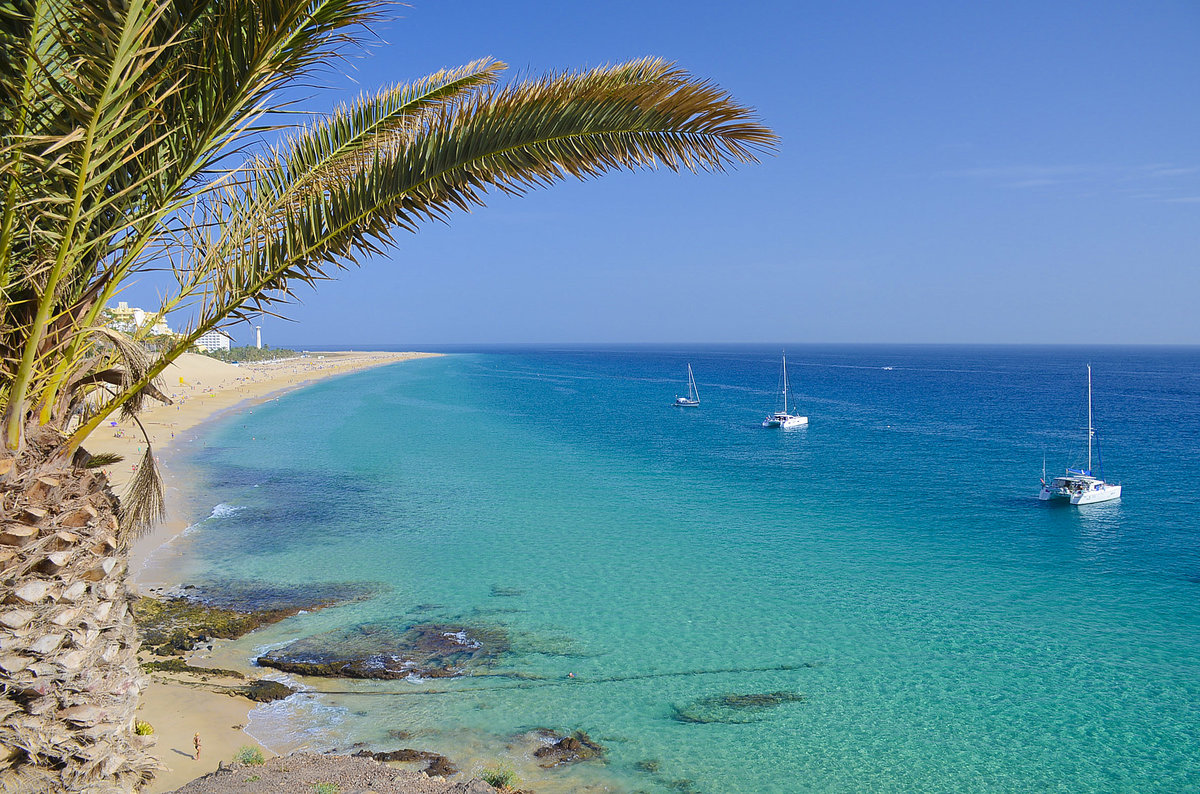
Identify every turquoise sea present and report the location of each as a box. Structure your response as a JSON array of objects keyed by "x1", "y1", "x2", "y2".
[{"x1": 161, "y1": 346, "x2": 1200, "y2": 792}]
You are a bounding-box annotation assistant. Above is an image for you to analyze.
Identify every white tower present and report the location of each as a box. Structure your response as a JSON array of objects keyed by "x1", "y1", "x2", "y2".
[{"x1": 255, "y1": 325, "x2": 262, "y2": 349}]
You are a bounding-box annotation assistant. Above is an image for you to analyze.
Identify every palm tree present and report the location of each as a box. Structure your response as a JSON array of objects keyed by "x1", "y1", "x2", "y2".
[{"x1": 0, "y1": 1, "x2": 774, "y2": 789}]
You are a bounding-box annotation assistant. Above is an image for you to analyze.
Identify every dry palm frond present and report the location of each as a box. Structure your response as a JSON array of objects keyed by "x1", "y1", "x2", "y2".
[
  {"x1": 117, "y1": 418, "x2": 164, "y2": 538},
  {"x1": 83, "y1": 326, "x2": 164, "y2": 419}
]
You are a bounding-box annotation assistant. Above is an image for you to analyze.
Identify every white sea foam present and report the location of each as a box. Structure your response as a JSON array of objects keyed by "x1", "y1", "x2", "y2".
[
  {"x1": 250, "y1": 638, "x2": 300, "y2": 661},
  {"x1": 443, "y1": 630, "x2": 482, "y2": 649},
  {"x1": 208, "y1": 502, "x2": 245, "y2": 520},
  {"x1": 246, "y1": 691, "x2": 350, "y2": 753},
  {"x1": 178, "y1": 502, "x2": 245, "y2": 537}
]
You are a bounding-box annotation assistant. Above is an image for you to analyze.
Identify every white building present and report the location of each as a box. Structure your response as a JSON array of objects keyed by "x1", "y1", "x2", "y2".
[
  {"x1": 195, "y1": 329, "x2": 232, "y2": 352},
  {"x1": 107, "y1": 301, "x2": 172, "y2": 336}
]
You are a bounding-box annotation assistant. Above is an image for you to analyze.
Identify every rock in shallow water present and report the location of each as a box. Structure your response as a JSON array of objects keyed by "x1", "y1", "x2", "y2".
[
  {"x1": 256, "y1": 622, "x2": 508, "y2": 680},
  {"x1": 237, "y1": 679, "x2": 297, "y2": 702},
  {"x1": 524, "y1": 729, "x2": 604, "y2": 767}
]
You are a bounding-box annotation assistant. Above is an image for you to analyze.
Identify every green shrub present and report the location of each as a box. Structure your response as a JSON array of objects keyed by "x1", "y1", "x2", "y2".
[
  {"x1": 313, "y1": 784, "x2": 340, "y2": 794},
  {"x1": 133, "y1": 720, "x2": 153, "y2": 736},
  {"x1": 481, "y1": 763, "x2": 517, "y2": 789},
  {"x1": 233, "y1": 745, "x2": 265, "y2": 765}
]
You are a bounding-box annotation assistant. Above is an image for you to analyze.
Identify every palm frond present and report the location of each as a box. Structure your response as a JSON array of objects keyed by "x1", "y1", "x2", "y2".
[
  {"x1": 199, "y1": 58, "x2": 775, "y2": 325},
  {"x1": 2, "y1": 0, "x2": 389, "y2": 451},
  {"x1": 118, "y1": 442, "x2": 164, "y2": 538},
  {"x1": 79, "y1": 450, "x2": 123, "y2": 468},
  {"x1": 82, "y1": 326, "x2": 162, "y2": 419}
]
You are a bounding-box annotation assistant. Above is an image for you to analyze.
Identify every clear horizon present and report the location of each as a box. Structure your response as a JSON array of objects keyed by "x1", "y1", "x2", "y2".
[
  {"x1": 120, "y1": 1, "x2": 1200, "y2": 346},
  {"x1": 272, "y1": 341, "x2": 1200, "y2": 351}
]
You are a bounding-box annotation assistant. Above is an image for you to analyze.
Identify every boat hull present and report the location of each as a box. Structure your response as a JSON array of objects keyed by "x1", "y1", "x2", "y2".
[
  {"x1": 1071, "y1": 484, "x2": 1122, "y2": 504},
  {"x1": 1039, "y1": 483, "x2": 1122, "y2": 505},
  {"x1": 763, "y1": 415, "x2": 808, "y2": 429}
]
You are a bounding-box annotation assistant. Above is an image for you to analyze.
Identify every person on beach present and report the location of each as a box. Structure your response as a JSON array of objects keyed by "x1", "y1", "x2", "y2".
[{"x1": 193, "y1": 733, "x2": 201, "y2": 760}]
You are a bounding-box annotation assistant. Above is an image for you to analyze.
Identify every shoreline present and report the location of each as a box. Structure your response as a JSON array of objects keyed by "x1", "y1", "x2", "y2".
[{"x1": 85, "y1": 350, "x2": 440, "y2": 793}]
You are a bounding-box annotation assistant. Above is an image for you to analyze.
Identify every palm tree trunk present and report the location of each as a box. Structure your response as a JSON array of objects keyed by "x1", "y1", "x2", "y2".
[{"x1": 1, "y1": 426, "x2": 156, "y2": 793}]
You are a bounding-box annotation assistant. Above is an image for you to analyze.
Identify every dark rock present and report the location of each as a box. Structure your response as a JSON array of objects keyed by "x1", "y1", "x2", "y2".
[
  {"x1": 238, "y1": 679, "x2": 296, "y2": 702},
  {"x1": 386, "y1": 729, "x2": 413, "y2": 741},
  {"x1": 141, "y1": 658, "x2": 245, "y2": 678},
  {"x1": 425, "y1": 754, "x2": 457, "y2": 777},
  {"x1": 256, "y1": 622, "x2": 507, "y2": 681},
  {"x1": 672, "y1": 690, "x2": 806, "y2": 724},
  {"x1": 635, "y1": 759, "x2": 660, "y2": 774},
  {"x1": 134, "y1": 580, "x2": 385, "y2": 657},
  {"x1": 531, "y1": 730, "x2": 604, "y2": 767},
  {"x1": 350, "y1": 748, "x2": 458, "y2": 777}
]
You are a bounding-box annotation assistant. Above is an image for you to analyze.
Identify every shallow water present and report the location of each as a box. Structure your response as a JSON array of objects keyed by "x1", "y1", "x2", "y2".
[{"x1": 163, "y1": 345, "x2": 1200, "y2": 792}]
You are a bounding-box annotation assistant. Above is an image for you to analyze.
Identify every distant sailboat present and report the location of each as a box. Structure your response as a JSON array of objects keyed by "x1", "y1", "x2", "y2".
[
  {"x1": 674, "y1": 364, "x2": 700, "y2": 407},
  {"x1": 1039, "y1": 365, "x2": 1122, "y2": 505},
  {"x1": 762, "y1": 354, "x2": 807, "y2": 429}
]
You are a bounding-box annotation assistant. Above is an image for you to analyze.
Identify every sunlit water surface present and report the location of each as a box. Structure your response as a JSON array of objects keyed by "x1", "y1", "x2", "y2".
[{"x1": 161, "y1": 346, "x2": 1200, "y2": 792}]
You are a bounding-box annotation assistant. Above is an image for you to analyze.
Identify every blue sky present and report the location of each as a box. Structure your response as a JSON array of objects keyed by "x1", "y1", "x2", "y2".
[{"x1": 137, "y1": 1, "x2": 1200, "y2": 345}]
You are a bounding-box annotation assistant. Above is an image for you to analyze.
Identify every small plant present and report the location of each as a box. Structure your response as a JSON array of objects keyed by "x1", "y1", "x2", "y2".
[
  {"x1": 481, "y1": 763, "x2": 517, "y2": 789},
  {"x1": 246, "y1": 775, "x2": 260, "y2": 783},
  {"x1": 133, "y1": 720, "x2": 153, "y2": 736},
  {"x1": 233, "y1": 745, "x2": 265, "y2": 765},
  {"x1": 313, "y1": 784, "x2": 340, "y2": 794}
]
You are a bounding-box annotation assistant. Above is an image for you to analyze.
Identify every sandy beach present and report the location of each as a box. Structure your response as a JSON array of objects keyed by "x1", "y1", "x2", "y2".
[{"x1": 84, "y1": 350, "x2": 439, "y2": 794}]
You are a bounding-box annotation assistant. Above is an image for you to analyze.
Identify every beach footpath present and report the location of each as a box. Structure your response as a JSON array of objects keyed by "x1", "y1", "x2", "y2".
[{"x1": 83, "y1": 350, "x2": 439, "y2": 793}]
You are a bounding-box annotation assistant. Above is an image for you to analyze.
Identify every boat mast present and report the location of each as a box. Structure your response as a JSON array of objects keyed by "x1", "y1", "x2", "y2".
[
  {"x1": 1087, "y1": 364, "x2": 1093, "y2": 473},
  {"x1": 782, "y1": 354, "x2": 789, "y2": 414}
]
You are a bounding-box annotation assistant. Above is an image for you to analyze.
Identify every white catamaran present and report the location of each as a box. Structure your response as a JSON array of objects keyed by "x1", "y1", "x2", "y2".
[
  {"x1": 674, "y1": 363, "x2": 700, "y2": 407},
  {"x1": 762, "y1": 354, "x2": 807, "y2": 429},
  {"x1": 1039, "y1": 365, "x2": 1122, "y2": 505}
]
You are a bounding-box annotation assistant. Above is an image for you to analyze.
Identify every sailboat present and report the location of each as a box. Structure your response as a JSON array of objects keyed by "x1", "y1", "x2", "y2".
[
  {"x1": 673, "y1": 363, "x2": 700, "y2": 407},
  {"x1": 1039, "y1": 365, "x2": 1122, "y2": 505},
  {"x1": 762, "y1": 354, "x2": 808, "y2": 428}
]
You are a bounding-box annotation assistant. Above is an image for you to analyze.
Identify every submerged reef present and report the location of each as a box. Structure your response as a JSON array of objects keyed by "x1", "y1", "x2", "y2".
[{"x1": 671, "y1": 691, "x2": 807, "y2": 724}]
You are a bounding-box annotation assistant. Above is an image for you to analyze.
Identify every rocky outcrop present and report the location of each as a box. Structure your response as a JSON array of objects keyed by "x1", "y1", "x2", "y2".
[
  {"x1": 530, "y1": 729, "x2": 604, "y2": 767},
  {"x1": 256, "y1": 622, "x2": 507, "y2": 680},
  {"x1": 236, "y1": 679, "x2": 296, "y2": 703},
  {"x1": 133, "y1": 580, "x2": 382, "y2": 657},
  {"x1": 168, "y1": 752, "x2": 497, "y2": 793},
  {"x1": 351, "y1": 748, "x2": 458, "y2": 777}
]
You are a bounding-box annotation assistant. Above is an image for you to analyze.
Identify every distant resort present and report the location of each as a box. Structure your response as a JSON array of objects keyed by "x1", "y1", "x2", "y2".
[{"x1": 102, "y1": 301, "x2": 231, "y2": 352}]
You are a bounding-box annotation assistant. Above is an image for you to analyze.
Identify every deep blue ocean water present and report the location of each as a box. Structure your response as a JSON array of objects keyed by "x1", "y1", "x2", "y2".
[{"x1": 166, "y1": 345, "x2": 1200, "y2": 792}]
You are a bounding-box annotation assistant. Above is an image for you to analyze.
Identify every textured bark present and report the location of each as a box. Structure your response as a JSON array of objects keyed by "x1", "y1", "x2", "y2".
[{"x1": 0, "y1": 428, "x2": 157, "y2": 793}]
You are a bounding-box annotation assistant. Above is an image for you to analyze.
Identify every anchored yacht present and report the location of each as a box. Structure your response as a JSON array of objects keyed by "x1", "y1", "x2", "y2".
[
  {"x1": 762, "y1": 354, "x2": 807, "y2": 429},
  {"x1": 1039, "y1": 365, "x2": 1122, "y2": 505}
]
